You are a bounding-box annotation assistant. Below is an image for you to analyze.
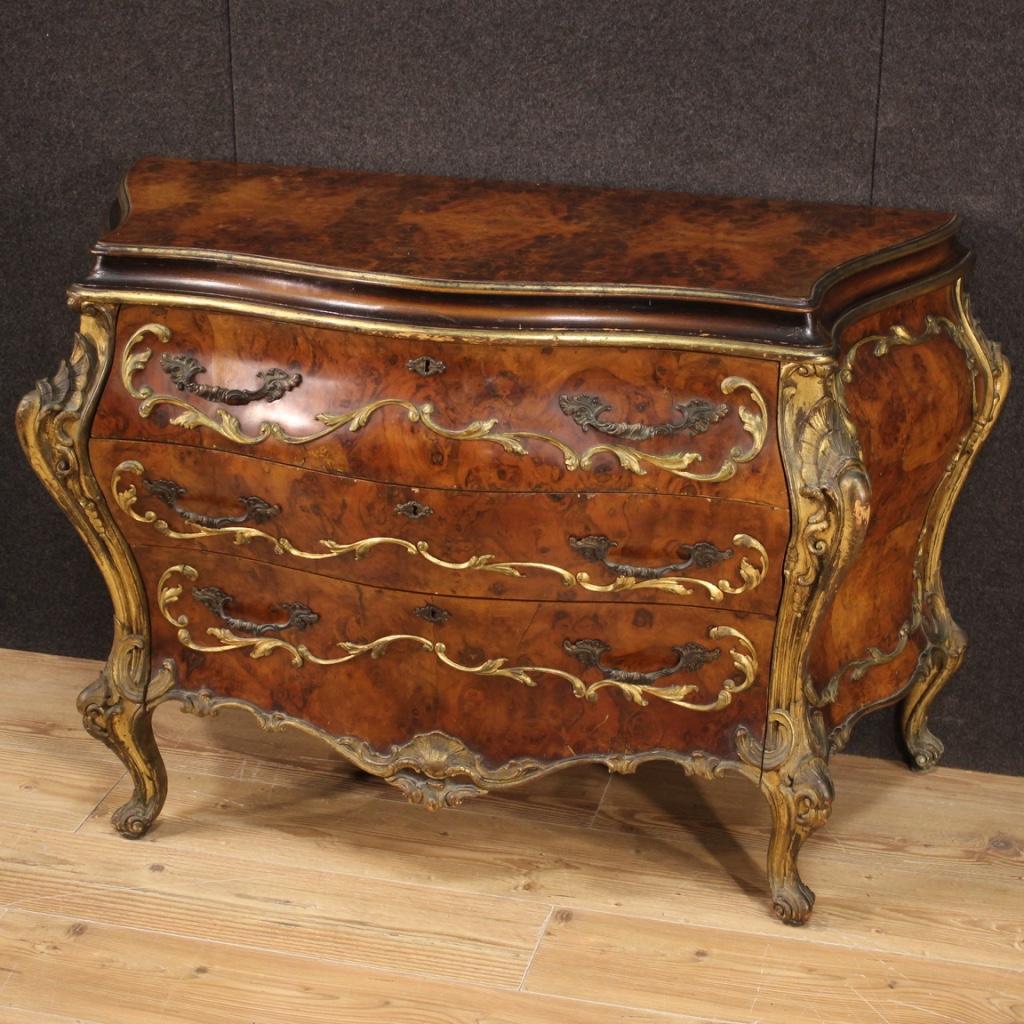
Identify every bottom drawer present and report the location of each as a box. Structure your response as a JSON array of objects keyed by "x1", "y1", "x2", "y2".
[{"x1": 141, "y1": 546, "x2": 773, "y2": 764}]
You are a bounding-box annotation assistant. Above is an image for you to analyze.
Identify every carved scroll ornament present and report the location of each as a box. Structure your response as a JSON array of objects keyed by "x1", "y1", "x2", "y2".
[
  {"x1": 121, "y1": 324, "x2": 768, "y2": 483},
  {"x1": 111, "y1": 460, "x2": 769, "y2": 602},
  {"x1": 158, "y1": 564, "x2": 759, "y2": 712}
]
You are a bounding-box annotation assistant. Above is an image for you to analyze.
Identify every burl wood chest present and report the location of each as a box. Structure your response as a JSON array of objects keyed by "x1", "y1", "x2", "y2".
[{"x1": 18, "y1": 158, "x2": 1008, "y2": 923}]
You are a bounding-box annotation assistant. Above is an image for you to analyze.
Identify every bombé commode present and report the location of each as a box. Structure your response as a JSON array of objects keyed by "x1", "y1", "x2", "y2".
[{"x1": 18, "y1": 158, "x2": 1008, "y2": 924}]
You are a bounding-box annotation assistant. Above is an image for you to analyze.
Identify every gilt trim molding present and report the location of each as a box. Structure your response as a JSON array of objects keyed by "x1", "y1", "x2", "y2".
[
  {"x1": 158, "y1": 564, "x2": 760, "y2": 713},
  {"x1": 159, "y1": 687, "x2": 759, "y2": 809},
  {"x1": 111, "y1": 460, "x2": 770, "y2": 602},
  {"x1": 120, "y1": 323, "x2": 769, "y2": 482}
]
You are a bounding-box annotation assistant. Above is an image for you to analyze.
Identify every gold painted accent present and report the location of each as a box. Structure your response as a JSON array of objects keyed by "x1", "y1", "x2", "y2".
[
  {"x1": 77, "y1": 286, "x2": 836, "y2": 361},
  {"x1": 158, "y1": 564, "x2": 759, "y2": 712},
  {"x1": 749, "y1": 355, "x2": 869, "y2": 924},
  {"x1": 824, "y1": 281, "x2": 1009, "y2": 762},
  {"x1": 16, "y1": 304, "x2": 174, "y2": 837},
  {"x1": 92, "y1": 206, "x2": 958, "y2": 307},
  {"x1": 112, "y1": 460, "x2": 768, "y2": 601},
  {"x1": 736, "y1": 706, "x2": 833, "y2": 926},
  {"x1": 165, "y1": 694, "x2": 756, "y2": 809},
  {"x1": 121, "y1": 324, "x2": 768, "y2": 481}
]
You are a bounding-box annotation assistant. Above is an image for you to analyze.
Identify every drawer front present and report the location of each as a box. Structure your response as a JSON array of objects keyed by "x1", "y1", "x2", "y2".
[
  {"x1": 94, "y1": 305, "x2": 787, "y2": 504},
  {"x1": 93, "y1": 439, "x2": 787, "y2": 614},
  {"x1": 141, "y1": 547, "x2": 772, "y2": 763}
]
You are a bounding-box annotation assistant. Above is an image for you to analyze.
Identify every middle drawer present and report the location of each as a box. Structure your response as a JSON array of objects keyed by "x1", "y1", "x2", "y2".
[{"x1": 92, "y1": 439, "x2": 788, "y2": 615}]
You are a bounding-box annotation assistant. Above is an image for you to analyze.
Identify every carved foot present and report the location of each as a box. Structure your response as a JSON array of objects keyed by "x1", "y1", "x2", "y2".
[
  {"x1": 110, "y1": 793, "x2": 163, "y2": 838},
  {"x1": 78, "y1": 673, "x2": 168, "y2": 838},
  {"x1": 901, "y1": 612, "x2": 964, "y2": 773},
  {"x1": 771, "y1": 874, "x2": 816, "y2": 926},
  {"x1": 905, "y1": 721, "x2": 945, "y2": 772},
  {"x1": 760, "y1": 736, "x2": 833, "y2": 926}
]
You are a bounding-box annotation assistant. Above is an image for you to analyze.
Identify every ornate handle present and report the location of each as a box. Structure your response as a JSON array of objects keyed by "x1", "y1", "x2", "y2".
[
  {"x1": 414, "y1": 603, "x2": 450, "y2": 624},
  {"x1": 192, "y1": 586, "x2": 319, "y2": 635},
  {"x1": 144, "y1": 477, "x2": 281, "y2": 529},
  {"x1": 558, "y1": 394, "x2": 728, "y2": 441},
  {"x1": 564, "y1": 637, "x2": 720, "y2": 684},
  {"x1": 160, "y1": 353, "x2": 302, "y2": 406},
  {"x1": 395, "y1": 499, "x2": 434, "y2": 519},
  {"x1": 407, "y1": 355, "x2": 446, "y2": 377},
  {"x1": 568, "y1": 534, "x2": 733, "y2": 580}
]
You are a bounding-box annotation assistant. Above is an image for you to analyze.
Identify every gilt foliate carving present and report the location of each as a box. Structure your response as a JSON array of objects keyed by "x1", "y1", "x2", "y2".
[
  {"x1": 121, "y1": 324, "x2": 769, "y2": 482},
  {"x1": 816, "y1": 281, "x2": 1009, "y2": 753},
  {"x1": 112, "y1": 460, "x2": 769, "y2": 602},
  {"x1": 159, "y1": 565, "x2": 760, "y2": 712},
  {"x1": 17, "y1": 303, "x2": 176, "y2": 837},
  {"x1": 773, "y1": 361, "x2": 870, "y2": 710},
  {"x1": 172, "y1": 690, "x2": 754, "y2": 806}
]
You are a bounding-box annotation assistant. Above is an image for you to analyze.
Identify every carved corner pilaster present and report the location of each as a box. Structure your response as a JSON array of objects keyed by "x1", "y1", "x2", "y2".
[
  {"x1": 754, "y1": 360, "x2": 868, "y2": 923},
  {"x1": 17, "y1": 303, "x2": 171, "y2": 835}
]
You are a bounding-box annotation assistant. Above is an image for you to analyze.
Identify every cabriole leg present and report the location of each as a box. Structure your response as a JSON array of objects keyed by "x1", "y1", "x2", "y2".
[
  {"x1": 77, "y1": 671, "x2": 167, "y2": 837},
  {"x1": 761, "y1": 754, "x2": 834, "y2": 925},
  {"x1": 901, "y1": 593, "x2": 968, "y2": 771}
]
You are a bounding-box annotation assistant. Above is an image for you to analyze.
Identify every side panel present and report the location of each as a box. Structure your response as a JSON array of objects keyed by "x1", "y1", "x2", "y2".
[{"x1": 811, "y1": 280, "x2": 1006, "y2": 748}]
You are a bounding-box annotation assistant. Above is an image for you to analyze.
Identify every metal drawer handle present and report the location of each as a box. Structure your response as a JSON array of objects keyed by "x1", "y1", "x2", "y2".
[
  {"x1": 414, "y1": 603, "x2": 450, "y2": 624},
  {"x1": 558, "y1": 394, "x2": 728, "y2": 441},
  {"x1": 564, "y1": 638, "x2": 721, "y2": 684},
  {"x1": 160, "y1": 353, "x2": 302, "y2": 406},
  {"x1": 395, "y1": 499, "x2": 434, "y2": 519},
  {"x1": 192, "y1": 586, "x2": 319, "y2": 635},
  {"x1": 143, "y1": 477, "x2": 281, "y2": 529},
  {"x1": 568, "y1": 534, "x2": 734, "y2": 580},
  {"x1": 407, "y1": 355, "x2": 447, "y2": 377}
]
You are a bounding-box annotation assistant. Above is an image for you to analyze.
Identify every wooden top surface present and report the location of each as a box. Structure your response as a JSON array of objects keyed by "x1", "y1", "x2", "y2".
[{"x1": 100, "y1": 157, "x2": 954, "y2": 307}]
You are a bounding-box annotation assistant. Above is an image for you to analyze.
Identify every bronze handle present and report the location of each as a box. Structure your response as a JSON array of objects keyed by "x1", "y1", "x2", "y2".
[
  {"x1": 160, "y1": 353, "x2": 302, "y2": 405},
  {"x1": 564, "y1": 638, "x2": 720, "y2": 684},
  {"x1": 414, "y1": 603, "x2": 450, "y2": 624},
  {"x1": 557, "y1": 394, "x2": 728, "y2": 441},
  {"x1": 144, "y1": 477, "x2": 281, "y2": 529},
  {"x1": 407, "y1": 355, "x2": 446, "y2": 377},
  {"x1": 192, "y1": 586, "x2": 319, "y2": 635},
  {"x1": 395, "y1": 499, "x2": 434, "y2": 520},
  {"x1": 568, "y1": 534, "x2": 733, "y2": 580}
]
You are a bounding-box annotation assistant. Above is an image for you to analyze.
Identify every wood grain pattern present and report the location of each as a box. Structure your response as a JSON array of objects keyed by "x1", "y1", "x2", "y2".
[
  {"x1": 139, "y1": 545, "x2": 773, "y2": 762},
  {"x1": 91, "y1": 437, "x2": 788, "y2": 614},
  {"x1": 3, "y1": 648, "x2": 1023, "y2": 1024},
  {"x1": 0, "y1": 825, "x2": 548, "y2": 989},
  {"x1": 93, "y1": 304, "x2": 788, "y2": 503},
  {"x1": 101, "y1": 157, "x2": 953, "y2": 305},
  {"x1": 811, "y1": 285, "x2": 974, "y2": 732},
  {"x1": 524, "y1": 909, "x2": 1024, "y2": 1022}
]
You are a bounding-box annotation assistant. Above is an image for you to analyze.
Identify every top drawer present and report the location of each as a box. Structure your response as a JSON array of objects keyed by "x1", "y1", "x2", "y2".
[{"x1": 94, "y1": 305, "x2": 787, "y2": 504}]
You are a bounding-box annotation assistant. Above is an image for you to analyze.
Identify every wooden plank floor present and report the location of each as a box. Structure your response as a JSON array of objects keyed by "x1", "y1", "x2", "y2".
[{"x1": 0, "y1": 646, "x2": 1021, "y2": 1023}]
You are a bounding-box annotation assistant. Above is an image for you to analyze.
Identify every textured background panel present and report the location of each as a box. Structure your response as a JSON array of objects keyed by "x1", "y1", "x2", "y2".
[
  {"x1": 0, "y1": 0, "x2": 1020, "y2": 773},
  {"x1": 0, "y1": 2, "x2": 234, "y2": 654},
  {"x1": 229, "y1": 0, "x2": 884, "y2": 198},
  {"x1": 857, "y1": 0, "x2": 1023, "y2": 774}
]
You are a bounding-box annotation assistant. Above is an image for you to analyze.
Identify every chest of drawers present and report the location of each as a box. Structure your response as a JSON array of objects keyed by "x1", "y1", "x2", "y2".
[{"x1": 18, "y1": 158, "x2": 1008, "y2": 924}]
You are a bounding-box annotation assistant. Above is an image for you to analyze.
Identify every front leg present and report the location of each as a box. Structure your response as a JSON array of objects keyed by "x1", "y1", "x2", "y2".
[
  {"x1": 761, "y1": 750, "x2": 834, "y2": 925},
  {"x1": 77, "y1": 671, "x2": 167, "y2": 838}
]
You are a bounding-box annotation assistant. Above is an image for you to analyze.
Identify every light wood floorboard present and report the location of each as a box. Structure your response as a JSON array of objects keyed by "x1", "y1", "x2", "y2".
[{"x1": 0, "y1": 647, "x2": 1021, "y2": 1022}]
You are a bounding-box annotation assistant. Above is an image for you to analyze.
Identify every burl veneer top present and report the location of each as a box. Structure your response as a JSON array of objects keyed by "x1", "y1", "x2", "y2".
[{"x1": 85, "y1": 157, "x2": 963, "y2": 343}]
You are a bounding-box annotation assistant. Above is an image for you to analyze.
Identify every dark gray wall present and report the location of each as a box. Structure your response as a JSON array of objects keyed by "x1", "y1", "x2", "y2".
[{"x1": 1, "y1": 1, "x2": 1021, "y2": 774}]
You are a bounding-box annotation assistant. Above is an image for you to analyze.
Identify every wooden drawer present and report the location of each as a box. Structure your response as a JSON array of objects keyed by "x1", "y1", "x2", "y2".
[
  {"x1": 141, "y1": 546, "x2": 772, "y2": 763},
  {"x1": 93, "y1": 304, "x2": 787, "y2": 504},
  {"x1": 93, "y1": 439, "x2": 788, "y2": 614}
]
